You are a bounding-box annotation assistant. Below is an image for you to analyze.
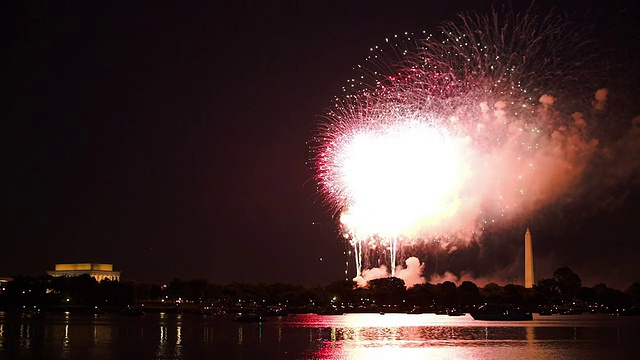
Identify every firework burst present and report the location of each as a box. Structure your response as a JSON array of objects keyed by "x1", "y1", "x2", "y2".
[{"x1": 312, "y1": 5, "x2": 602, "y2": 284}]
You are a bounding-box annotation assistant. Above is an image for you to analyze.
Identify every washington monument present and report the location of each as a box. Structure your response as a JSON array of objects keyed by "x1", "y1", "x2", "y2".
[{"x1": 524, "y1": 228, "x2": 535, "y2": 288}]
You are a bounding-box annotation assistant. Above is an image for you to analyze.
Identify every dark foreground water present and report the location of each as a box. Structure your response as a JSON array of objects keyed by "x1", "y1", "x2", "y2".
[{"x1": 1, "y1": 311, "x2": 638, "y2": 359}]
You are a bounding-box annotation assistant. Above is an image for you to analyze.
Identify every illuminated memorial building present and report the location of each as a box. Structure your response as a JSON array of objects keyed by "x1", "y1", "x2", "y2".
[{"x1": 47, "y1": 263, "x2": 121, "y2": 282}]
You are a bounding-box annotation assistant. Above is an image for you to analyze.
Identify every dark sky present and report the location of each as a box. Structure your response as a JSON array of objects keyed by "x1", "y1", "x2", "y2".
[{"x1": 3, "y1": 1, "x2": 639, "y2": 289}]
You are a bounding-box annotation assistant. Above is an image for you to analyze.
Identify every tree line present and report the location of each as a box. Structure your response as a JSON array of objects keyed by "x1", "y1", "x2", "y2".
[{"x1": 1, "y1": 267, "x2": 638, "y2": 313}]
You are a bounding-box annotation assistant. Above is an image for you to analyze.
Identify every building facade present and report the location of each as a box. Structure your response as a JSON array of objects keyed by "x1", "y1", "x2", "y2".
[{"x1": 47, "y1": 263, "x2": 121, "y2": 282}]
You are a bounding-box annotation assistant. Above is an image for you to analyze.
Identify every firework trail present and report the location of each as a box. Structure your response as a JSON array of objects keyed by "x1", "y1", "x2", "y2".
[{"x1": 312, "y1": 5, "x2": 631, "y2": 286}]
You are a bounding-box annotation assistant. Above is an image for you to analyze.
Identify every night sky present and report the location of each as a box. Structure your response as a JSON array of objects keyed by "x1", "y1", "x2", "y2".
[{"x1": 3, "y1": 1, "x2": 640, "y2": 289}]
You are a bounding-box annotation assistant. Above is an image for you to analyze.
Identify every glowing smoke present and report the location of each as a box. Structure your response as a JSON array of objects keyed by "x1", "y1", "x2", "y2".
[
  {"x1": 312, "y1": 5, "x2": 638, "y2": 285},
  {"x1": 354, "y1": 265, "x2": 389, "y2": 288},
  {"x1": 353, "y1": 256, "x2": 426, "y2": 289},
  {"x1": 395, "y1": 257, "x2": 426, "y2": 288}
]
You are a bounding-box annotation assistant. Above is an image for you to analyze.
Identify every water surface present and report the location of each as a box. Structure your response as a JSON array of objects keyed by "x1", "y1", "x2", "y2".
[{"x1": 1, "y1": 311, "x2": 637, "y2": 359}]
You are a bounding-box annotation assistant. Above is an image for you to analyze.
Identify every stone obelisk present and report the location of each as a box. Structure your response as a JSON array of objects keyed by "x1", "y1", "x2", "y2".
[{"x1": 524, "y1": 228, "x2": 534, "y2": 288}]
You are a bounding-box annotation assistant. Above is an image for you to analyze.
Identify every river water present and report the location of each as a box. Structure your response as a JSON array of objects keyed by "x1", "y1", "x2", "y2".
[{"x1": 0, "y1": 311, "x2": 638, "y2": 359}]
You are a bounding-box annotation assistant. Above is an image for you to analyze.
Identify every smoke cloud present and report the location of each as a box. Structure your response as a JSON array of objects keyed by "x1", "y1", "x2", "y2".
[
  {"x1": 394, "y1": 257, "x2": 426, "y2": 288},
  {"x1": 353, "y1": 256, "x2": 426, "y2": 289}
]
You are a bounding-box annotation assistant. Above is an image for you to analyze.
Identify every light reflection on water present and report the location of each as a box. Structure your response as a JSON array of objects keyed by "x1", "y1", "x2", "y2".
[
  {"x1": 156, "y1": 312, "x2": 183, "y2": 360},
  {"x1": 304, "y1": 313, "x2": 639, "y2": 360},
  {"x1": 0, "y1": 311, "x2": 637, "y2": 359}
]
